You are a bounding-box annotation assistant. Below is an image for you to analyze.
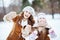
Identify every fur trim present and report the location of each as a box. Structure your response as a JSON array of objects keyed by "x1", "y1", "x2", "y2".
[{"x1": 3, "y1": 11, "x2": 17, "y2": 22}]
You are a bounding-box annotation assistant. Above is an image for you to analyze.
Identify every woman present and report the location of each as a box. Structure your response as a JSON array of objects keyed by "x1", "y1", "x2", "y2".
[{"x1": 7, "y1": 6, "x2": 35, "y2": 40}]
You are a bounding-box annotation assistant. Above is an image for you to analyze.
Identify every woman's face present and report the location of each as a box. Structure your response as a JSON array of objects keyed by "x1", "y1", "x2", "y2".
[{"x1": 24, "y1": 11, "x2": 31, "y2": 19}]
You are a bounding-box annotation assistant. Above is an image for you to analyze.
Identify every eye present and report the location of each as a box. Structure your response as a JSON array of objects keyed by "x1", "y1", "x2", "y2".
[
  {"x1": 42, "y1": 18, "x2": 44, "y2": 19},
  {"x1": 38, "y1": 21, "x2": 39, "y2": 23},
  {"x1": 28, "y1": 12, "x2": 30, "y2": 14},
  {"x1": 39, "y1": 18, "x2": 41, "y2": 19}
]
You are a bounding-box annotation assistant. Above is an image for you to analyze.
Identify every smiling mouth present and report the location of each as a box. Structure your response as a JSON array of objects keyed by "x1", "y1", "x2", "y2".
[{"x1": 25, "y1": 15, "x2": 28, "y2": 17}]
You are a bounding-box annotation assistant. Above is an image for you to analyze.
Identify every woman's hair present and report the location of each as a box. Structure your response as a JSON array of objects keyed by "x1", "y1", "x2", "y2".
[
  {"x1": 20, "y1": 12, "x2": 35, "y2": 26},
  {"x1": 28, "y1": 15, "x2": 35, "y2": 26}
]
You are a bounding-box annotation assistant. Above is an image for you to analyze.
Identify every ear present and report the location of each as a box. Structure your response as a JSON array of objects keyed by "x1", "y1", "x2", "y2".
[{"x1": 12, "y1": 16, "x2": 20, "y2": 23}]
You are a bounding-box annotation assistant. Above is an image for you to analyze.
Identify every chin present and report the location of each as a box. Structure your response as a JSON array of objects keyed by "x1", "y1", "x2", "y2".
[{"x1": 25, "y1": 17, "x2": 28, "y2": 19}]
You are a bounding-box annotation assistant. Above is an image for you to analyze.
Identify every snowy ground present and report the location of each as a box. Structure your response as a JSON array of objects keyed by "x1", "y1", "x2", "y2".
[{"x1": 0, "y1": 14, "x2": 60, "y2": 40}]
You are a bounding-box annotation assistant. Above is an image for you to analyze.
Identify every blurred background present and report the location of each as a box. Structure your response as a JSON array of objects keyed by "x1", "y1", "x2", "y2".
[
  {"x1": 0, "y1": 0, "x2": 60, "y2": 40},
  {"x1": 0, "y1": 0, "x2": 60, "y2": 21}
]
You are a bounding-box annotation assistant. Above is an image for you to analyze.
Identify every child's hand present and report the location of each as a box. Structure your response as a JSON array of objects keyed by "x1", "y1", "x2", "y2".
[
  {"x1": 28, "y1": 30, "x2": 38, "y2": 40},
  {"x1": 22, "y1": 25, "x2": 32, "y2": 38},
  {"x1": 49, "y1": 30, "x2": 57, "y2": 38}
]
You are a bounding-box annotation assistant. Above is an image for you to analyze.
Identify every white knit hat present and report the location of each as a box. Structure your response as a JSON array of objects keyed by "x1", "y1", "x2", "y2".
[
  {"x1": 22, "y1": 6, "x2": 35, "y2": 16},
  {"x1": 37, "y1": 12, "x2": 46, "y2": 20}
]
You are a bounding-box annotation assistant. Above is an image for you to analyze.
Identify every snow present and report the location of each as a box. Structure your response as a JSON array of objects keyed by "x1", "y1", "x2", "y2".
[
  {"x1": 0, "y1": 22, "x2": 13, "y2": 40},
  {"x1": 0, "y1": 14, "x2": 60, "y2": 40}
]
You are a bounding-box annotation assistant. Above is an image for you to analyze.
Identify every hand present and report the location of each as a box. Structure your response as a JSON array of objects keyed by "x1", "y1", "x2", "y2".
[
  {"x1": 22, "y1": 24, "x2": 32, "y2": 38},
  {"x1": 49, "y1": 30, "x2": 57, "y2": 38},
  {"x1": 29, "y1": 30, "x2": 38, "y2": 40},
  {"x1": 26, "y1": 25, "x2": 31, "y2": 28}
]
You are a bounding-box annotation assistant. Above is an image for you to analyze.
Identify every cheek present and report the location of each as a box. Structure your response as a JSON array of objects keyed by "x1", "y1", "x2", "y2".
[
  {"x1": 39, "y1": 20, "x2": 45, "y2": 23},
  {"x1": 26, "y1": 13, "x2": 30, "y2": 17},
  {"x1": 42, "y1": 19, "x2": 46, "y2": 22},
  {"x1": 39, "y1": 19, "x2": 43, "y2": 22},
  {"x1": 40, "y1": 19, "x2": 46, "y2": 22},
  {"x1": 28, "y1": 14, "x2": 30, "y2": 17},
  {"x1": 24, "y1": 14, "x2": 27, "y2": 18}
]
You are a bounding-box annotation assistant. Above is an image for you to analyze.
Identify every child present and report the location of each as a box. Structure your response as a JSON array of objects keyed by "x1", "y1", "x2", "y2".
[
  {"x1": 36, "y1": 12, "x2": 50, "y2": 40},
  {"x1": 36, "y1": 12, "x2": 56, "y2": 40}
]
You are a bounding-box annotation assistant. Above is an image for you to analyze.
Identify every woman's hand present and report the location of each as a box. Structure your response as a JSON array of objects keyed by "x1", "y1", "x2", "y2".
[{"x1": 21, "y1": 25, "x2": 32, "y2": 38}]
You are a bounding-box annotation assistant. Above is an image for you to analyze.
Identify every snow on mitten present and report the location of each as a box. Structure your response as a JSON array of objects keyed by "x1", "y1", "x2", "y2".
[
  {"x1": 49, "y1": 30, "x2": 57, "y2": 38},
  {"x1": 25, "y1": 30, "x2": 38, "y2": 40}
]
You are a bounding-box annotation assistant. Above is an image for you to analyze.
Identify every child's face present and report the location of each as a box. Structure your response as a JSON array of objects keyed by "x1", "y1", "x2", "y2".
[
  {"x1": 24, "y1": 11, "x2": 31, "y2": 19},
  {"x1": 38, "y1": 17, "x2": 47, "y2": 26}
]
